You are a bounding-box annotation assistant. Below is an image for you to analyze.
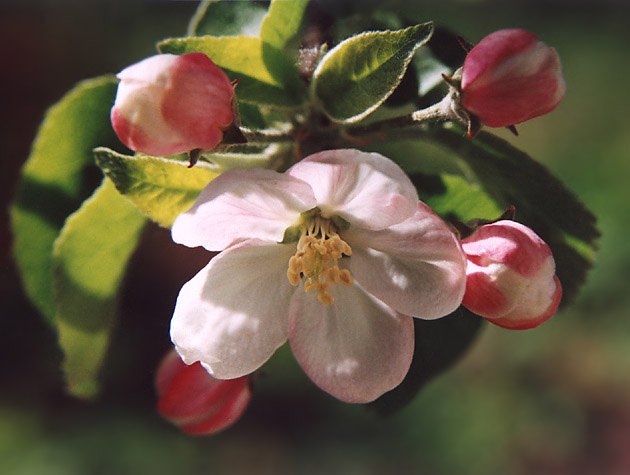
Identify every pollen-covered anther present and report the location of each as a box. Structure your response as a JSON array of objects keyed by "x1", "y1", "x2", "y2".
[
  {"x1": 339, "y1": 269, "x2": 353, "y2": 286},
  {"x1": 286, "y1": 216, "x2": 353, "y2": 305},
  {"x1": 317, "y1": 289, "x2": 334, "y2": 306}
]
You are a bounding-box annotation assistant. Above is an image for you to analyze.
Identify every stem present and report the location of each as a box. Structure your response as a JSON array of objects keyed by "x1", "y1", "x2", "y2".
[
  {"x1": 236, "y1": 94, "x2": 458, "y2": 146},
  {"x1": 240, "y1": 127, "x2": 295, "y2": 144},
  {"x1": 342, "y1": 94, "x2": 456, "y2": 139}
]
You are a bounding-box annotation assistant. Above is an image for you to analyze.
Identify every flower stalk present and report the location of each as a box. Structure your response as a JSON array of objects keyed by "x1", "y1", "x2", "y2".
[{"x1": 236, "y1": 93, "x2": 458, "y2": 150}]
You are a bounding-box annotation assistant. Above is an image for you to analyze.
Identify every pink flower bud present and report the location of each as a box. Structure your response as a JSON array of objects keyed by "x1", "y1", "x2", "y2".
[
  {"x1": 461, "y1": 220, "x2": 562, "y2": 330},
  {"x1": 111, "y1": 53, "x2": 235, "y2": 156},
  {"x1": 461, "y1": 29, "x2": 566, "y2": 128},
  {"x1": 155, "y1": 350, "x2": 251, "y2": 435}
]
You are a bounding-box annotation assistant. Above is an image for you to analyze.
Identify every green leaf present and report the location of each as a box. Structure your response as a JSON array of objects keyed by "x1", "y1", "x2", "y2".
[
  {"x1": 238, "y1": 102, "x2": 267, "y2": 130},
  {"x1": 10, "y1": 76, "x2": 119, "y2": 323},
  {"x1": 94, "y1": 147, "x2": 219, "y2": 228},
  {"x1": 413, "y1": 51, "x2": 451, "y2": 97},
  {"x1": 412, "y1": 172, "x2": 503, "y2": 223},
  {"x1": 187, "y1": 0, "x2": 267, "y2": 37},
  {"x1": 431, "y1": 123, "x2": 600, "y2": 305},
  {"x1": 158, "y1": 36, "x2": 305, "y2": 107},
  {"x1": 260, "y1": 0, "x2": 308, "y2": 50},
  {"x1": 53, "y1": 179, "x2": 146, "y2": 399},
  {"x1": 370, "y1": 307, "x2": 484, "y2": 415},
  {"x1": 312, "y1": 23, "x2": 434, "y2": 123},
  {"x1": 201, "y1": 143, "x2": 295, "y2": 171}
]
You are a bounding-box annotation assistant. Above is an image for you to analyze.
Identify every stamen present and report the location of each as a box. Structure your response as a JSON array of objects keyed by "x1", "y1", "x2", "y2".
[
  {"x1": 339, "y1": 269, "x2": 353, "y2": 286},
  {"x1": 286, "y1": 215, "x2": 353, "y2": 305}
]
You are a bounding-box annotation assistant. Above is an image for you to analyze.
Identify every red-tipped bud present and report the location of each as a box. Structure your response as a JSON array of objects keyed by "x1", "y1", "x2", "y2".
[
  {"x1": 461, "y1": 29, "x2": 566, "y2": 128},
  {"x1": 461, "y1": 220, "x2": 562, "y2": 330},
  {"x1": 155, "y1": 350, "x2": 251, "y2": 435},
  {"x1": 111, "y1": 53, "x2": 234, "y2": 156}
]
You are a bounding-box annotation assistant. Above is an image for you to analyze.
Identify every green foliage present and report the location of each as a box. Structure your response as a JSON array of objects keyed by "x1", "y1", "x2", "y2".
[
  {"x1": 238, "y1": 102, "x2": 267, "y2": 129},
  {"x1": 10, "y1": 76, "x2": 119, "y2": 323},
  {"x1": 312, "y1": 23, "x2": 434, "y2": 123},
  {"x1": 431, "y1": 124, "x2": 599, "y2": 305},
  {"x1": 412, "y1": 52, "x2": 451, "y2": 98},
  {"x1": 53, "y1": 179, "x2": 145, "y2": 398},
  {"x1": 260, "y1": 0, "x2": 308, "y2": 51},
  {"x1": 413, "y1": 172, "x2": 503, "y2": 222},
  {"x1": 158, "y1": 35, "x2": 305, "y2": 107},
  {"x1": 94, "y1": 148, "x2": 219, "y2": 228},
  {"x1": 187, "y1": 0, "x2": 267, "y2": 37}
]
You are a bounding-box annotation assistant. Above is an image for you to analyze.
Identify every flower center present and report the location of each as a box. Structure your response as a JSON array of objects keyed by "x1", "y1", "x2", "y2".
[{"x1": 287, "y1": 215, "x2": 353, "y2": 305}]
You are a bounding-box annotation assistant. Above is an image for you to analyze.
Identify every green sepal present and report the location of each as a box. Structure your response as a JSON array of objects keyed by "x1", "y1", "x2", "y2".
[{"x1": 281, "y1": 225, "x2": 302, "y2": 244}]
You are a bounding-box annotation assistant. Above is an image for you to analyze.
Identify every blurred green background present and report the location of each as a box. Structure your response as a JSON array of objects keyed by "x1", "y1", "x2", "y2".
[{"x1": 1, "y1": 1, "x2": 628, "y2": 474}]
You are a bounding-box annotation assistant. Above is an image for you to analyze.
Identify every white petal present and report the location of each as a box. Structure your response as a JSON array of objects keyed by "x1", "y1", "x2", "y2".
[
  {"x1": 117, "y1": 54, "x2": 178, "y2": 83},
  {"x1": 172, "y1": 168, "x2": 316, "y2": 251},
  {"x1": 344, "y1": 203, "x2": 467, "y2": 319},
  {"x1": 286, "y1": 149, "x2": 418, "y2": 230},
  {"x1": 171, "y1": 239, "x2": 296, "y2": 379},
  {"x1": 288, "y1": 283, "x2": 414, "y2": 403}
]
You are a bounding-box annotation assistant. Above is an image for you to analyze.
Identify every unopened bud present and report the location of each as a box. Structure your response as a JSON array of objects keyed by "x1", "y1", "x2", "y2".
[
  {"x1": 461, "y1": 220, "x2": 562, "y2": 330},
  {"x1": 155, "y1": 350, "x2": 251, "y2": 435},
  {"x1": 461, "y1": 29, "x2": 566, "y2": 129},
  {"x1": 111, "y1": 53, "x2": 235, "y2": 156}
]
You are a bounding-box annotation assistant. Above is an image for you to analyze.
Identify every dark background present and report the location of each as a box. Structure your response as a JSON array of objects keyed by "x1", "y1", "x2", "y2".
[{"x1": 2, "y1": 1, "x2": 629, "y2": 473}]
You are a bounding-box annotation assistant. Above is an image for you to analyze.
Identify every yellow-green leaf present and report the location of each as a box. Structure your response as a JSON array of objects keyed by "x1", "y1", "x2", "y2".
[
  {"x1": 158, "y1": 35, "x2": 304, "y2": 107},
  {"x1": 10, "y1": 76, "x2": 119, "y2": 323},
  {"x1": 53, "y1": 179, "x2": 146, "y2": 398},
  {"x1": 94, "y1": 148, "x2": 219, "y2": 228},
  {"x1": 260, "y1": 0, "x2": 308, "y2": 50}
]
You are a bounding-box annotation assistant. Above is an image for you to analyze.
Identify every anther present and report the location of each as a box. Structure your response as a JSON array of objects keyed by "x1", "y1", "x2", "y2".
[
  {"x1": 286, "y1": 215, "x2": 354, "y2": 305},
  {"x1": 339, "y1": 269, "x2": 353, "y2": 286}
]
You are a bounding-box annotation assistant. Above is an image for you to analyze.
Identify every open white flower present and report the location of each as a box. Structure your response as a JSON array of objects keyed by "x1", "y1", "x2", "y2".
[{"x1": 170, "y1": 149, "x2": 467, "y2": 403}]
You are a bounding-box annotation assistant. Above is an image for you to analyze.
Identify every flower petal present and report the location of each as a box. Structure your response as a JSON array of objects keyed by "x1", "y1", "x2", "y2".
[
  {"x1": 462, "y1": 220, "x2": 552, "y2": 277},
  {"x1": 344, "y1": 202, "x2": 466, "y2": 319},
  {"x1": 170, "y1": 239, "x2": 296, "y2": 379},
  {"x1": 172, "y1": 168, "x2": 316, "y2": 251},
  {"x1": 490, "y1": 274, "x2": 562, "y2": 330},
  {"x1": 286, "y1": 149, "x2": 418, "y2": 230},
  {"x1": 288, "y1": 283, "x2": 414, "y2": 403},
  {"x1": 162, "y1": 52, "x2": 235, "y2": 148}
]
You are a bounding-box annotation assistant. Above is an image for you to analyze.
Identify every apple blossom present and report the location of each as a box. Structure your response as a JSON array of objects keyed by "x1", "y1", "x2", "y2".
[
  {"x1": 461, "y1": 220, "x2": 562, "y2": 330},
  {"x1": 460, "y1": 29, "x2": 566, "y2": 129},
  {"x1": 111, "y1": 53, "x2": 234, "y2": 156},
  {"x1": 170, "y1": 149, "x2": 467, "y2": 403},
  {"x1": 155, "y1": 350, "x2": 251, "y2": 435}
]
